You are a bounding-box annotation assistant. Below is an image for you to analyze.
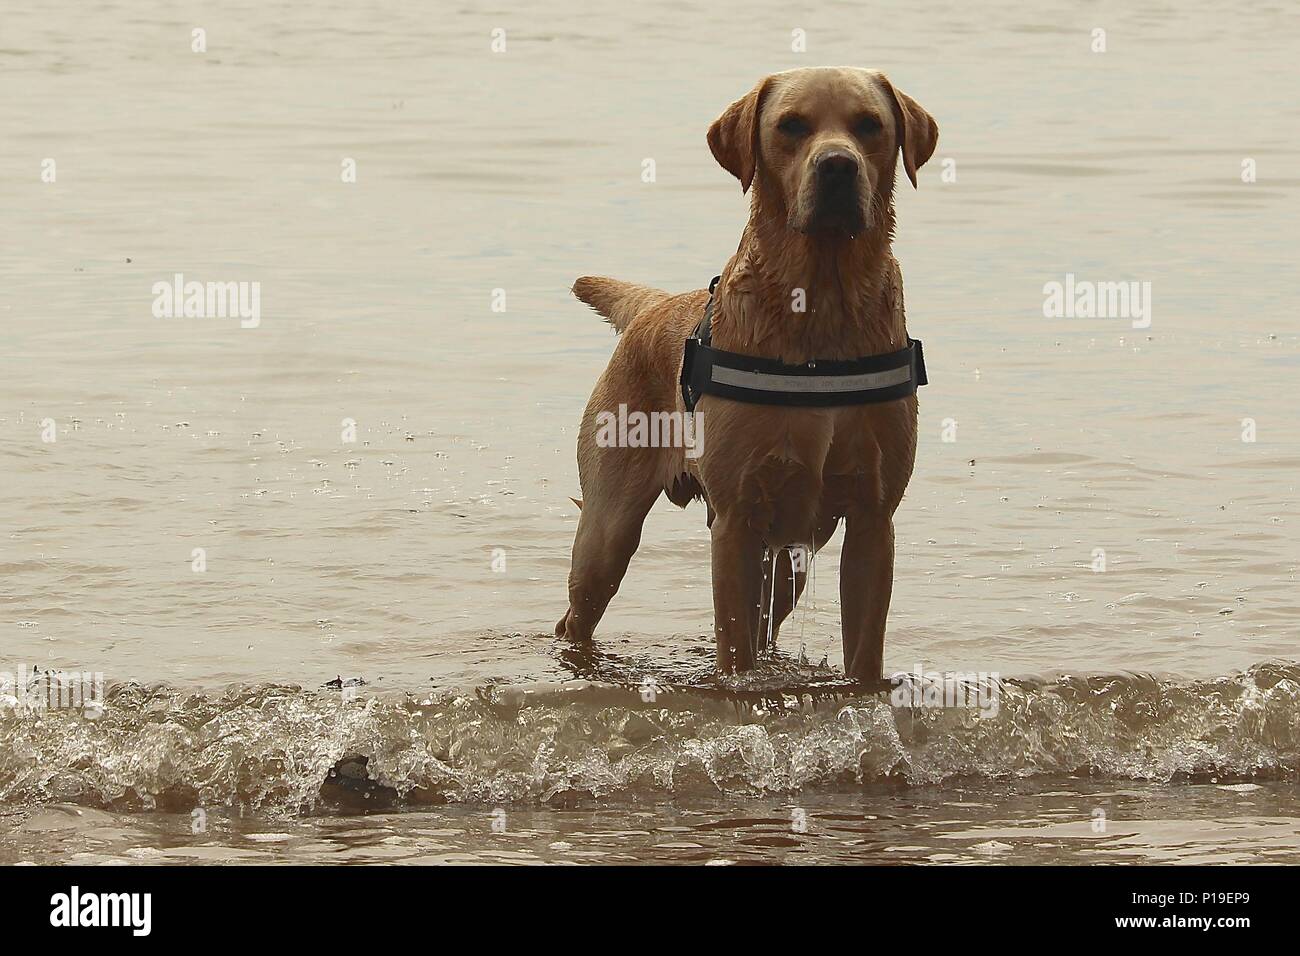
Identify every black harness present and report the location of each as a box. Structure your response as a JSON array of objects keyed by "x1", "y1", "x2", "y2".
[{"x1": 680, "y1": 275, "x2": 927, "y2": 413}]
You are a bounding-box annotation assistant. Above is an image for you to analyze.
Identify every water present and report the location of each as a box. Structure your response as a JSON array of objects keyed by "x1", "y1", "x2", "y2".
[{"x1": 2, "y1": 0, "x2": 1298, "y2": 863}]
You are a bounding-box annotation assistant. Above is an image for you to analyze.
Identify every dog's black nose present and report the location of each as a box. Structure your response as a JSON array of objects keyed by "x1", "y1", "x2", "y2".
[{"x1": 816, "y1": 151, "x2": 859, "y2": 186}]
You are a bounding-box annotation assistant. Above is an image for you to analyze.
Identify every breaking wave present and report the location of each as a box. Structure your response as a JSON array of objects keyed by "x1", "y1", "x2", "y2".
[{"x1": 2, "y1": 662, "x2": 1299, "y2": 814}]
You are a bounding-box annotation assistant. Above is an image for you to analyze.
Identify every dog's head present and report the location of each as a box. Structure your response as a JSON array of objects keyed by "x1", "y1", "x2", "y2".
[{"x1": 708, "y1": 67, "x2": 937, "y2": 237}]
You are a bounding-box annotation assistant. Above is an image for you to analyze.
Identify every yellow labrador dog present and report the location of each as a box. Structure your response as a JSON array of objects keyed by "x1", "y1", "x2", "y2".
[{"x1": 557, "y1": 67, "x2": 937, "y2": 682}]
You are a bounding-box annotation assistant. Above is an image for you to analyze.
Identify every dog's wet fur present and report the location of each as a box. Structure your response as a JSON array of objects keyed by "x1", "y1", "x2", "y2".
[{"x1": 557, "y1": 67, "x2": 938, "y2": 682}]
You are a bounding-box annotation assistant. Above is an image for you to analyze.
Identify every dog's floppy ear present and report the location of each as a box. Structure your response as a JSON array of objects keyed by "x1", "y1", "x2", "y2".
[
  {"x1": 879, "y1": 76, "x2": 938, "y2": 189},
  {"x1": 707, "y1": 76, "x2": 772, "y2": 193}
]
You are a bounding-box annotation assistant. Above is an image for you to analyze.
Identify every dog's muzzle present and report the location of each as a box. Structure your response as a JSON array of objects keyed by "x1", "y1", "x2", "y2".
[{"x1": 807, "y1": 150, "x2": 866, "y2": 233}]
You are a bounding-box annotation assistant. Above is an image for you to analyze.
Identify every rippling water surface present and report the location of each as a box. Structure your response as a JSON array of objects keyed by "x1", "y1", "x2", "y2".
[{"x1": 2, "y1": 0, "x2": 1298, "y2": 863}]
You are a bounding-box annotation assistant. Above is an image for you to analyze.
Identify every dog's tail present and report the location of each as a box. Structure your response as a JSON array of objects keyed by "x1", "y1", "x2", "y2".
[{"x1": 572, "y1": 276, "x2": 670, "y2": 334}]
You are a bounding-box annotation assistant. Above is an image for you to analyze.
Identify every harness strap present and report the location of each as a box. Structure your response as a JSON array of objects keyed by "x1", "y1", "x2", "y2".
[{"x1": 680, "y1": 275, "x2": 927, "y2": 412}]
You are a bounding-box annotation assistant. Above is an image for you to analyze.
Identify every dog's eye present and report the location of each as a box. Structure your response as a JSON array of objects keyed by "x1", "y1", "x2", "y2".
[
  {"x1": 855, "y1": 115, "x2": 883, "y2": 137},
  {"x1": 777, "y1": 116, "x2": 811, "y2": 137}
]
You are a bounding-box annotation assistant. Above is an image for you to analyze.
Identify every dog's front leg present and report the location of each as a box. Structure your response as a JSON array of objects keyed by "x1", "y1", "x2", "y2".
[
  {"x1": 839, "y1": 510, "x2": 895, "y2": 682},
  {"x1": 710, "y1": 513, "x2": 763, "y2": 673}
]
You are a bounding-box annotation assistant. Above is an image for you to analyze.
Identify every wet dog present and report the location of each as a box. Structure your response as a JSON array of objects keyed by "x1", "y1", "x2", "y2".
[{"x1": 557, "y1": 67, "x2": 937, "y2": 681}]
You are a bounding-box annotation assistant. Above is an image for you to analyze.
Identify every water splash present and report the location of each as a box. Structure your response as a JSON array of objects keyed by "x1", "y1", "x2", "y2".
[{"x1": 2, "y1": 662, "x2": 1298, "y2": 814}]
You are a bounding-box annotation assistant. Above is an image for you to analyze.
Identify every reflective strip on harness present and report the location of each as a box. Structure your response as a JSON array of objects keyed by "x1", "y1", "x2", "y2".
[{"x1": 711, "y1": 363, "x2": 913, "y2": 394}]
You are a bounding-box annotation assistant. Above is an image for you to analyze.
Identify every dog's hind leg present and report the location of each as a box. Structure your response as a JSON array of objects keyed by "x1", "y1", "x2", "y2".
[{"x1": 555, "y1": 451, "x2": 661, "y2": 642}]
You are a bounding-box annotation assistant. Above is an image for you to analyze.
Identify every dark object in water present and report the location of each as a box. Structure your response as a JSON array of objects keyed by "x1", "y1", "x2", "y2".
[
  {"x1": 323, "y1": 675, "x2": 367, "y2": 691},
  {"x1": 320, "y1": 754, "x2": 398, "y2": 810}
]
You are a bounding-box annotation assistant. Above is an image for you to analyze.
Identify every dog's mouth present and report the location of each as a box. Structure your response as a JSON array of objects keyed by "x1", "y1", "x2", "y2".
[
  {"x1": 800, "y1": 203, "x2": 868, "y2": 238},
  {"x1": 797, "y1": 182, "x2": 870, "y2": 238},
  {"x1": 805, "y1": 207, "x2": 867, "y2": 237}
]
